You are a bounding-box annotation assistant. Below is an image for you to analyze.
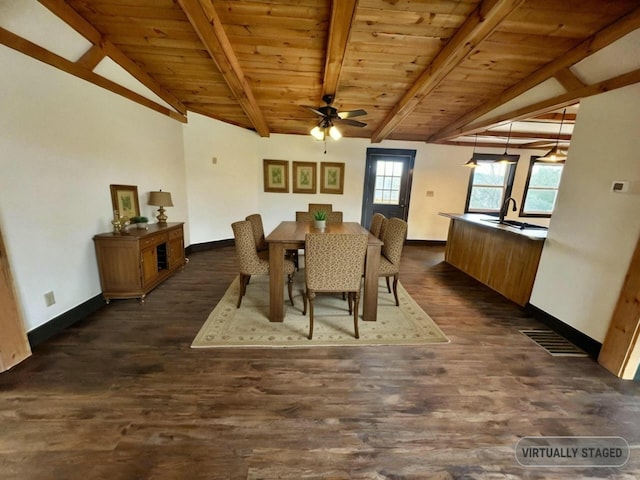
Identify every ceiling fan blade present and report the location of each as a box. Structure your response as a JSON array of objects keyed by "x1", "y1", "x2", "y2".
[
  {"x1": 301, "y1": 105, "x2": 325, "y2": 117},
  {"x1": 338, "y1": 109, "x2": 367, "y2": 119},
  {"x1": 336, "y1": 118, "x2": 367, "y2": 127}
]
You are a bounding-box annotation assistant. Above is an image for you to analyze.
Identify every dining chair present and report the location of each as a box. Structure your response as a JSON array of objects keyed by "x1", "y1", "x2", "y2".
[
  {"x1": 231, "y1": 220, "x2": 295, "y2": 308},
  {"x1": 378, "y1": 217, "x2": 408, "y2": 306},
  {"x1": 326, "y1": 211, "x2": 343, "y2": 223},
  {"x1": 245, "y1": 213, "x2": 268, "y2": 257},
  {"x1": 302, "y1": 233, "x2": 368, "y2": 339},
  {"x1": 308, "y1": 203, "x2": 333, "y2": 216},
  {"x1": 378, "y1": 216, "x2": 389, "y2": 241},
  {"x1": 296, "y1": 211, "x2": 312, "y2": 222},
  {"x1": 370, "y1": 213, "x2": 386, "y2": 238}
]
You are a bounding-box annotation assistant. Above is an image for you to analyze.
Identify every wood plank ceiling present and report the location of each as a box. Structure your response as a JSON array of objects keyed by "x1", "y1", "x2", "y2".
[{"x1": 4, "y1": 0, "x2": 640, "y2": 149}]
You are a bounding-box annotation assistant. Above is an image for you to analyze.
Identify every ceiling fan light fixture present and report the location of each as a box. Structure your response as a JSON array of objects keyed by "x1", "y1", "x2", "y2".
[
  {"x1": 329, "y1": 125, "x2": 342, "y2": 140},
  {"x1": 310, "y1": 125, "x2": 325, "y2": 140}
]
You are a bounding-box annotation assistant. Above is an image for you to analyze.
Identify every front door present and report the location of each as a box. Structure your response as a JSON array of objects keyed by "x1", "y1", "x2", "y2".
[{"x1": 361, "y1": 148, "x2": 415, "y2": 229}]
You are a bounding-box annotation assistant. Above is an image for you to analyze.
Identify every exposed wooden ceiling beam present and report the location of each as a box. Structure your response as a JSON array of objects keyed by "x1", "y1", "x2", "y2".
[
  {"x1": 323, "y1": 0, "x2": 358, "y2": 100},
  {"x1": 0, "y1": 27, "x2": 186, "y2": 123},
  {"x1": 370, "y1": 0, "x2": 526, "y2": 143},
  {"x1": 178, "y1": 0, "x2": 270, "y2": 137},
  {"x1": 554, "y1": 68, "x2": 587, "y2": 92},
  {"x1": 475, "y1": 130, "x2": 572, "y2": 141},
  {"x1": 529, "y1": 112, "x2": 577, "y2": 122},
  {"x1": 439, "y1": 68, "x2": 640, "y2": 140},
  {"x1": 38, "y1": 0, "x2": 188, "y2": 117},
  {"x1": 76, "y1": 45, "x2": 104, "y2": 71},
  {"x1": 429, "y1": 7, "x2": 640, "y2": 143}
]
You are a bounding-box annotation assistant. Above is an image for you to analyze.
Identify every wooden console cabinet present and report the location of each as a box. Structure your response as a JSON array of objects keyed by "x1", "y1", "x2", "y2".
[{"x1": 93, "y1": 222, "x2": 186, "y2": 303}]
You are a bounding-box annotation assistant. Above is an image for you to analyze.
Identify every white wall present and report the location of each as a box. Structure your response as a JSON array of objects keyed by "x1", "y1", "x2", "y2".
[
  {"x1": 0, "y1": 46, "x2": 187, "y2": 331},
  {"x1": 531, "y1": 83, "x2": 640, "y2": 342}
]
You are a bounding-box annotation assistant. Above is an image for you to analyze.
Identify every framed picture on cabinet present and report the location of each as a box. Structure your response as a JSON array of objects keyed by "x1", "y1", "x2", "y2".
[
  {"x1": 292, "y1": 161, "x2": 316, "y2": 193},
  {"x1": 109, "y1": 184, "x2": 140, "y2": 220},
  {"x1": 263, "y1": 159, "x2": 289, "y2": 193},
  {"x1": 320, "y1": 162, "x2": 344, "y2": 194}
]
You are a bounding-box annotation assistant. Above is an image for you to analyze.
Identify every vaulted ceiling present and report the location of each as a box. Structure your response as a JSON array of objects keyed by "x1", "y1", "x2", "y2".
[{"x1": 2, "y1": 0, "x2": 640, "y2": 150}]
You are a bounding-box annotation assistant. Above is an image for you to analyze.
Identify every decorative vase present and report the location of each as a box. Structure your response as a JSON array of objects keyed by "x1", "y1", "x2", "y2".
[
  {"x1": 314, "y1": 220, "x2": 326, "y2": 230},
  {"x1": 136, "y1": 222, "x2": 148, "y2": 230}
]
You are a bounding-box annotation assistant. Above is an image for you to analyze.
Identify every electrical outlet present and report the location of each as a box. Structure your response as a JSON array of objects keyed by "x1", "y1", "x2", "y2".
[
  {"x1": 44, "y1": 291, "x2": 56, "y2": 307},
  {"x1": 211, "y1": 157, "x2": 218, "y2": 165},
  {"x1": 426, "y1": 190, "x2": 434, "y2": 197}
]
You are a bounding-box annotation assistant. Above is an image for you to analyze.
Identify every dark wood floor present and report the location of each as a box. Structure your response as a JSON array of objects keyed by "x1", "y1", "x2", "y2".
[{"x1": 1, "y1": 245, "x2": 638, "y2": 479}]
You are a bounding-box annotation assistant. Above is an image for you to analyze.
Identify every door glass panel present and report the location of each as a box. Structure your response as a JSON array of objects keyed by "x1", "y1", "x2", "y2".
[{"x1": 374, "y1": 160, "x2": 403, "y2": 205}]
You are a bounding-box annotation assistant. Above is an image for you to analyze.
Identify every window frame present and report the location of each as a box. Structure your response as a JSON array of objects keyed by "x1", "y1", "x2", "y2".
[
  {"x1": 519, "y1": 156, "x2": 565, "y2": 218},
  {"x1": 464, "y1": 153, "x2": 519, "y2": 215}
]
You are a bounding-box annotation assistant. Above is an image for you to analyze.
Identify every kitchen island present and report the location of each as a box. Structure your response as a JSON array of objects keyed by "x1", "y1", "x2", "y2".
[{"x1": 440, "y1": 213, "x2": 547, "y2": 306}]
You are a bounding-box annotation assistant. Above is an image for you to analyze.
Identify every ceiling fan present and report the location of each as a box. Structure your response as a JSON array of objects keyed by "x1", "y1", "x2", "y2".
[{"x1": 303, "y1": 94, "x2": 367, "y2": 140}]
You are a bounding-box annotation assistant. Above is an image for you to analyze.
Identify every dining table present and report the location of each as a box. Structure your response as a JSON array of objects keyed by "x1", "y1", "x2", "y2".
[{"x1": 265, "y1": 221, "x2": 384, "y2": 323}]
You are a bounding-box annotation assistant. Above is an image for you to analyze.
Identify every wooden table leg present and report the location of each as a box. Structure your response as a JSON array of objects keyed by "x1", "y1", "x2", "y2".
[
  {"x1": 269, "y1": 242, "x2": 285, "y2": 322},
  {"x1": 362, "y1": 244, "x2": 381, "y2": 321}
]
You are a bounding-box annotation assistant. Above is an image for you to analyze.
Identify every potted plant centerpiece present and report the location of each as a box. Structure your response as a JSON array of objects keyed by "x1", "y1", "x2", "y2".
[
  {"x1": 313, "y1": 210, "x2": 327, "y2": 230},
  {"x1": 130, "y1": 215, "x2": 149, "y2": 230}
]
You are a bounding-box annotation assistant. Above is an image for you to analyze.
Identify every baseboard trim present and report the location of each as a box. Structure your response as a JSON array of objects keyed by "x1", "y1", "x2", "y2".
[
  {"x1": 406, "y1": 239, "x2": 446, "y2": 246},
  {"x1": 524, "y1": 304, "x2": 602, "y2": 358},
  {"x1": 28, "y1": 294, "x2": 105, "y2": 348},
  {"x1": 187, "y1": 238, "x2": 234, "y2": 254}
]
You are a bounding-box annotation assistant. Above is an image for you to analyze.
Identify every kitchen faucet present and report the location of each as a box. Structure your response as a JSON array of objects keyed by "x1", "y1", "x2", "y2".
[{"x1": 499, "y1": 197, "x2": 517, "y2": 223}]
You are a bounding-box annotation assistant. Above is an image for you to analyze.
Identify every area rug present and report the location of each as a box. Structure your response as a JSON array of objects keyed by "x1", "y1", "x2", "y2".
[{"x1": 191, "y1": 271, "x2": 449, "y2": 348}]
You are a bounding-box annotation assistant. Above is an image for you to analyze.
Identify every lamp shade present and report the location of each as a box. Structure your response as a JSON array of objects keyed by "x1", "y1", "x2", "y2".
[{"x1": 148, "y1": 191, "x2": 173, "y2": 207}]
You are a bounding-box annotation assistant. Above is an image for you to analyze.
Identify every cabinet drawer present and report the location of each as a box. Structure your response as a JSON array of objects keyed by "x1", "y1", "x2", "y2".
[
  {"x1": 168, "y1": 228, "x2": 183, "y2": 240},
  {"x1": 141, "y1": 232, "x2": 167, "y2": 249}
]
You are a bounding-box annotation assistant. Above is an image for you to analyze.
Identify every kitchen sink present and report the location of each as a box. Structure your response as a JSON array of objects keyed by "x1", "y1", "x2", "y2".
[{"x1": 483, "y1": 218, "x2": 548, "y2": 230}]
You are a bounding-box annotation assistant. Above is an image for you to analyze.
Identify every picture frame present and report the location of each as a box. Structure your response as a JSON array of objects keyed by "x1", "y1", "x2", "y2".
[
  {"x1": 263, "y1": 159, "x2": 289, "y2": 193},
  {"x1": 320, "y1": 162, "x2": 345, "y2": 194},
  {"x1": 109, "y1": 184, "x2": 140, "y2": 220},
  {"x1": 292, "y1": 161, "x2": 317, "y2": 194}
]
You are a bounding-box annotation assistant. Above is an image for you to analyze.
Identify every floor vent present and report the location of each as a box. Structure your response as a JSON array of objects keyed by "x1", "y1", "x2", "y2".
[{"x1": 520, "y1": 329, "x2": 588, "y2": 357}]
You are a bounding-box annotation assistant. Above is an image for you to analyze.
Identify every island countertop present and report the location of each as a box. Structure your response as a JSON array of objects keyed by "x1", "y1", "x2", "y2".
[{"x1": 439, "y1": 213, "x2": 547, "y2": 240}]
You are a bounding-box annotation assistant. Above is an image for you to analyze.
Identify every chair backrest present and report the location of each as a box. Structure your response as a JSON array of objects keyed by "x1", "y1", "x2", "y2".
[
  {"x1": 245, "y1": 213, "x2": 266, "y2": 250},
  {"x1": 308, "y1": 203, "x2": 333, "y2": 215},
  {"x1": 370, "y1": 213, "x2": 385, "y2": 237},
  {"x1": 296, "y1": 211, "x2": 312, "y2": 222},
  {"x1": 326, "y1": 211, "x2": 343, "y2": 223},
  {"x1": 305, "y1": 233, "x2": 368, "y2": 292},
  {"x1": 378, "y1": 216, "x2": 389, "y2": 240},
  {"x1": 381, "y1": 218, "x2": 408, "y2": 266},
  {"x1": 231, "y1": 220, "x2": 264, "y2": 274}
]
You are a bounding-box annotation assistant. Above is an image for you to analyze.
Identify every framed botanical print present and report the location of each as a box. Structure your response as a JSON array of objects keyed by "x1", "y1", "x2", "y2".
[
  {"x1": 292, "y1": 161, "x2": 316, "y2": 194},
  {"x1": 320, "y1": 162, "x2": 345, "y2": 194},
  {"x1": 109, "y1": 184, "x2": 140, "y2": 220},
  {"x1": 263, "y1": 159, "x2": 289, "y2": 193}
]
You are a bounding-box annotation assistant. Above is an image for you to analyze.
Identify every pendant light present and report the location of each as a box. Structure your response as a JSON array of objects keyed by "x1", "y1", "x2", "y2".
[
  {"x1": 463, "y1": 134, "x2": 479, "y2": 167},
  {"x1": 497, "y1": 124, "x2": 515, "y2": 164},
  {"x1": 540, "y1": 109, "x2": 568, "y2": 162}
]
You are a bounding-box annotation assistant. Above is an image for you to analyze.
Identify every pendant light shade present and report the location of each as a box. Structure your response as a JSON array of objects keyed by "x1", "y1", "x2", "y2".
[
  {"x1": 498, "y1": 124, "x2": 516, "y2": 164},
  {"x1": 463, "y1": 134, "x2": 479, "y2": 167},
  {"x1": 540, "y1": 109, "x2": 568, "y2": 162}
]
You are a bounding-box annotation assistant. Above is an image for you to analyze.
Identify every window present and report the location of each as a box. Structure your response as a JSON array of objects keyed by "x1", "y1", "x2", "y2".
[
  {"x1": 374, "y1": 160, "x2": 403, "y2": 204},
  {"x1": 521, "y1": 157, "x2": 564, "y2": 217},
  {"x1": 465, "y1": 154, "x2": 518, "y2": 213}
]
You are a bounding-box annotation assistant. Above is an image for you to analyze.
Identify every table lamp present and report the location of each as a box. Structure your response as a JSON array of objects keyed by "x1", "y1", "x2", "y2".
[{"x1": 148, "y1": 190, "x2": 173, "y2": 224}]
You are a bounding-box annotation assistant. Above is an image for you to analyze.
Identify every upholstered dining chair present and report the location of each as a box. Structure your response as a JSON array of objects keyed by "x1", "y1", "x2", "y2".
[
  {"x1": 302, "y1": 233, "x2": 368, "y2": 340},
  {"x1": 231, "y1": 220, "x2": 295, "y2": 309},
  {"x1": 245, "y1": 213, "x2": 268, "y2": 257},
  {"x1": 308, "y1": 203, "x2": 333, "y2": 216},
  {"x1": 378, "y1": 217, "x2": 408, "y2": 306},
  {"x1": 370, "y1": 213, "x2": 386, "y2": 238},
  {"x1": 326, "y1": 211, "x2": 343, "y2": 223},
  {"x1": 378, "y1": 216, "x2": 389, "y2": 241},
  {"x1": 296, "y1": 211, "x2": 312, "y2": 222}
]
